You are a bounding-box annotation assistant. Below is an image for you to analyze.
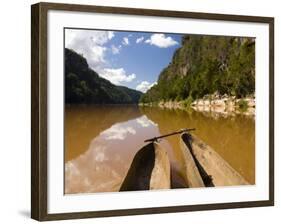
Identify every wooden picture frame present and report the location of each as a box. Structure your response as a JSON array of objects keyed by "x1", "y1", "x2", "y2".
[{"x1": 31, "y1": 2, "x2": 274, "y2": 221}]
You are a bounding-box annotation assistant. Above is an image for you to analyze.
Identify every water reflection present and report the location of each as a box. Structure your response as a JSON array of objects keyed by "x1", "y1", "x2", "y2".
[
  {"x1": 65, "y1": 105, "x2": 255, "y2": 194},
  {"x1": 136, "y1": 115, "x2": 158, "y2": 127},
  {"x1": 64, "y1": 105, "x2": 142, "y2": 161},
  {"x1": 65, "y1": 108, "x2": 167, "y2": 193},
  {"x1": 101, "y1": 124, "x2": 136, "y2": 140}
]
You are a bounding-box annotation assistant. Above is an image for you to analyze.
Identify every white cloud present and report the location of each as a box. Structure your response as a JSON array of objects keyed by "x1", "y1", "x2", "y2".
[
  {"x1": 108, "y1": 32, "x2": 115, "y2": 39},
  {"x1": 145, "y1": 34, "x2": 178, "y2": 48},
  {"x1": 65, "y1": 29, "x2": 137, "y2": 85},
  {"x1": 99, "y1": 68, "x2": 136, "y2": 85},
  {"x1": 111, "y1": 44, "x2": 121, "y2": 54},
  {"x1": 136, "y1": 81, "x2": 157, "y2": 93},
  {"x1": 101, "y1": 124, "x2": 136, "y2": 140},
  {"x1": 65, "y1": 29, "x2": 114, "y2": 69},
  {"x1": 90, "y1": 45, "x2": 107, "y2": 64},
  {"x1": 136, "y1": 36, "x2": 144, "y2": 44},
  {"x1": 122, "y1": 37, "x2": 130, "y2": 45}
]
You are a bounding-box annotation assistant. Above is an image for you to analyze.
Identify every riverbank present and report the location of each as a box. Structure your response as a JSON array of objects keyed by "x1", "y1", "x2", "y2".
[{"x1": 140, "y1": 93, "x2": 255, "y2": 117}]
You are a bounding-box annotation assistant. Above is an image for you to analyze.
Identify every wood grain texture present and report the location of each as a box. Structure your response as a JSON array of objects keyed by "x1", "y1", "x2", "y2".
[
  {"x1": 150, "y1": 143, "x2": 171, "y2": 189},
  {"x1": 31, "y1": 3, "x2": 40, "y2": 220},
  {"x1": 31, "y1": 3, "x2": 48, "y2": 221},
  {"x1": 269, "y1": 19, "x2": 274, "y2": 204},
  {"x1": 119, "y1": 143, "x2": 171, "y2": 191},
  {"x1": 181, "y1": 133, "x2": 248, "y2": 186},
  {"x1": 179, "y1": 136, "x2": 205, "y2": 188}
]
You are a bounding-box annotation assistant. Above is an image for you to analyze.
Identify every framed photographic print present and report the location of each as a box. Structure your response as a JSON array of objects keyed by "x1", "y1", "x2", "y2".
[{"x1": 31, "y1": 2, "x2": 274, "y2": 221}]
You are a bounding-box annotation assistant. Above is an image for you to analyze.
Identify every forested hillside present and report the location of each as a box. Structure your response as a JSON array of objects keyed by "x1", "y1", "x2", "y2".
[
  {"x1": 140, "y1": 35, "x2": 255, "y2": 104},
  {"x1": 65, "y1": 48, "x2": 142, "y2": 104}
]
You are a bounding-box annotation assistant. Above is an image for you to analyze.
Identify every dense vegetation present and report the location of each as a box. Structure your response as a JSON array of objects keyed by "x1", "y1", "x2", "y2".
[
  {"x1": 140, "y1": 35, "x2": 255, "y2": 103},
  {"x1": 65, "y1": 48, "x2": 142, "y2": 104}
]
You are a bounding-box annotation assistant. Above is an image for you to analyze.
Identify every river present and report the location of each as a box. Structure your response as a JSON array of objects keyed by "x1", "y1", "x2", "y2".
[{"x1": 64, "y1": 105, "x2": 255, "y2": 194}]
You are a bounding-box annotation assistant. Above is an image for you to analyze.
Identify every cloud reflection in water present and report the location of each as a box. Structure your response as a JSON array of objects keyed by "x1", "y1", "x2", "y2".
[
  {"x1": 136, "y1": 115, "x2": 158, "y2": 127},
  {"x1": 65, "y1": 115, "x2": 160, "y2": 194},
  {"x1": 101, "y1": 124, "x2": 136, "y2": 140}
]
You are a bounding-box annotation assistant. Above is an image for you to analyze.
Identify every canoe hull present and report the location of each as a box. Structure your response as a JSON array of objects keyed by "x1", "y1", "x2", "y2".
[
  {"x1": 179, "y1": 136, "x2": 205, "y2": 188},
  {"x1": 181, "y1": 133, "x2": 249, "y2": 186},
  {"x1": 120, "y1": 142, "x2": 171, "y2": 191}
]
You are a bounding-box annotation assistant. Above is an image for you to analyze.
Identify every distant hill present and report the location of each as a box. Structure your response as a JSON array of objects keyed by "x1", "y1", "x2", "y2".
[
  {"x1": 65, "y1": 48, "x2": 142, "y2": 104},
  {"x1": 140, "y1": 35, "x2": 255, "y2": 103}
]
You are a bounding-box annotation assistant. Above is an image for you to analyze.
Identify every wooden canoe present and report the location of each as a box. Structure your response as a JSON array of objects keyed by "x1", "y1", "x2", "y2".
[
  {"x1": 180, "y1": 133, "x2": 249, "y2": 187},
  {"x1": 179, "y1": 134, "x2": 205, "y2": 188},
  {"x1": 119, "y1": 142, "x2": 171, "y2": 191}
]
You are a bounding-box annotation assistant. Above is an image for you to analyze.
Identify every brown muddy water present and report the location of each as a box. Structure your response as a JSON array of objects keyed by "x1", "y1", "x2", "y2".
[{"x1": 64, "y1": 105, "x2": 255, "y2": 194}]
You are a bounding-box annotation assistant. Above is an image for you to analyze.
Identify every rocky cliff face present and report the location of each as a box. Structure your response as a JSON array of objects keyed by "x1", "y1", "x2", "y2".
[{"x1": 140, "y1": 35, "x2": 255, "y2": 103}]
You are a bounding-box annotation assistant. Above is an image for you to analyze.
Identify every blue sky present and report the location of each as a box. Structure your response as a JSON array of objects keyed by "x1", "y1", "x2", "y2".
[{"x1": 65, "y1": 29, "x2": 183, "y2": 92}]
